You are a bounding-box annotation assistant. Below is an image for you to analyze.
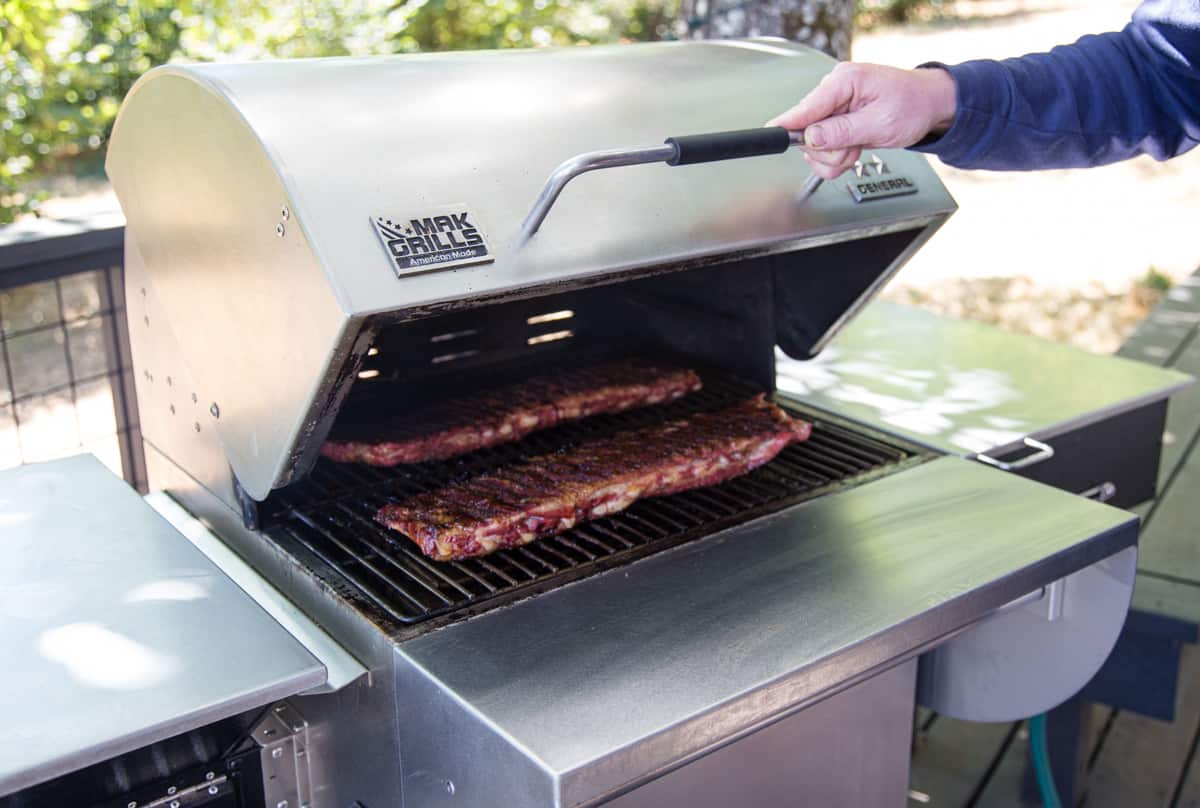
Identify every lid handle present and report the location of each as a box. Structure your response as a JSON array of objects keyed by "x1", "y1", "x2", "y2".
[
  {"x1": 665, "y1": 127, "x2": 794, "y2": 165},
  {"x1": 519, "y1": 127, "x2": 806, "y2": 244}
]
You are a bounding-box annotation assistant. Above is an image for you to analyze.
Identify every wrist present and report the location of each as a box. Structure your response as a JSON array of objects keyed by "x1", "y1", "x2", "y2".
[{"x1": 917, "y1": 66, "x2": 958, "y2": 135}]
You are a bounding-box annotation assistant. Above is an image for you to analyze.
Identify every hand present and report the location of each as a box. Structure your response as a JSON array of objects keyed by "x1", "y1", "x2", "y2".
[{"x1": 768, "y1": 63, "x2": 958, "y2": 180}]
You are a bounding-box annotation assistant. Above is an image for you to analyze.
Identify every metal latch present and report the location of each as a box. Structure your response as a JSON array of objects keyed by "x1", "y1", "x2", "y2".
[{"x1": 253, "y1": 703, "x2": 313, "y2": 808}]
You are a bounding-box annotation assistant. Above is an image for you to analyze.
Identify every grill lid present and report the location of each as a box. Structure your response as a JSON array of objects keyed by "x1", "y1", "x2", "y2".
[
  {"x1": 106, "y1": 40, "x2": 956, "y2": 499},
  {"x1": 109, "y1": 39, "x2": 954, "y2": 319}
]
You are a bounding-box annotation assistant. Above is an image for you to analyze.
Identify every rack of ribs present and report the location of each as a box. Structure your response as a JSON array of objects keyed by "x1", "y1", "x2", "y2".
[
  {"x1": 376, "y1": 395, "x2": 812, "y2": 561},
  {"x1": 322, "y1": 359, "x2": 703, "y2": 466}
]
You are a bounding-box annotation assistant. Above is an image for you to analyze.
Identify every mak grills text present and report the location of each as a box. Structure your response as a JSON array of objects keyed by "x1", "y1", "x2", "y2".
[{"x1": 372, "y1": 207, "x2": 494, "y2": 275}]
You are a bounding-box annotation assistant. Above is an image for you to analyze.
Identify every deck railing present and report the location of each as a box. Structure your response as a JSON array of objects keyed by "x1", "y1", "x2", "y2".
[{"x1": 0, "y1": 219, "x2": 146, "y2": 491}]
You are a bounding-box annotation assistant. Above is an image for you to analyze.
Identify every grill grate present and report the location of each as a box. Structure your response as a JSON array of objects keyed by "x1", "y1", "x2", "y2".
[{"x1": 264, "y1": 374, "x2": 925, "y2": 636}]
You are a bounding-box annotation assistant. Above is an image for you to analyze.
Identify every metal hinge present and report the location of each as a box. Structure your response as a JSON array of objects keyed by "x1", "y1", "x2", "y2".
[
  {"x1": 117, "y1": 771, "x2": 231, "y2": 808},
  {"x1": 253, "y1": 703, "x2": 313, "y2": 808}
]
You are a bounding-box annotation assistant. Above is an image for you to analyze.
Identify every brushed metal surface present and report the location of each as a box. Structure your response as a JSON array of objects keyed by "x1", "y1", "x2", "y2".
[
  {"x1": 289, "y1": 680, "x2": 408, "y2": 808},
  {"x1": 0, "y1": 455, "x2": 324, "y2": 797},
  {"x1": 144, "y1": 446, "x2": 409, "y2": 808},
  {"x1": 145, "y1": 492, "x2": 368, "y2": 694},
  {"x1": 122, "y1": 236, "x2": 244, "y2": 510},
  {"x1": 105, "y1": 41, "x2": 955, "y2": 498},
  {"x1": 111, "y1": 41, "x2": 954, "y2": 320},
  {"x1": 141, "y1": 443, "x2": 403, "y2": 673},
  {"x1": 393, "y1": 456, "x2": 1137, "y2": 807},
  {"x1": 108, "y1": 78, "x2": 352, "y2": 500},
  {"x1": 607, "y1": 659, "x2": 916, "y2": 808},
  {"x1": 777, "y1": 301, "x2": 1193, "y2": 457},
  {"x1": 919, "y1": 544, "x2": 1137, "y2": 721}
]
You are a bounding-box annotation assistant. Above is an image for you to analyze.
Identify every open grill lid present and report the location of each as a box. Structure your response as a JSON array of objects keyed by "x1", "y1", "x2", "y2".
[{"x1": 106, "y1": 40, "x2": 956, "y2": 499}]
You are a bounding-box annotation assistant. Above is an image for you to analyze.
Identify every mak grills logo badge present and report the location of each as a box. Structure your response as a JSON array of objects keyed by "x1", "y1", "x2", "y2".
[{"x1": 371, "y1": 205, "x2": 494, "y2": 276}]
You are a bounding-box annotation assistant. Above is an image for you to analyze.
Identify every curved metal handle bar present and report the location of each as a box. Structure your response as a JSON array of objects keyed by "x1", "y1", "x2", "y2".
[
  {"x1": 975, "y1": 437, "x2": 1056, "y2": 472},
  {"x1": 795, "y1": 172, "x2": 824, "y2": 204},
  {"x1": 518, "y1": 144, "x2": 676, "y2": 244},
  {"x1": 518, "y1": 130, "x2": 807, "y2": 244}
]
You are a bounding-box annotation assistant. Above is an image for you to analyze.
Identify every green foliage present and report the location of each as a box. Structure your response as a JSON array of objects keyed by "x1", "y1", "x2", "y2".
[
  {"x1": 392, "y1": 0, "x2": 603, "y2": 52},
  {"x1": 855, "y1": 0, "x2": 945, "y2": 26},
  {"x1": 2, "y1": 0, "x2": 204, "y2": 220},
  {"x1": 1, "y1": 0, "x2": 677, "y2": 223},
  {"x1": 1141, "y1": 266, "x2": 1174, "y2": 293}
]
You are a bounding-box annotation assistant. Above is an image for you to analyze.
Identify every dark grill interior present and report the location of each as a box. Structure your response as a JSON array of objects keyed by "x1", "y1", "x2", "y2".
[{"x1": 264, "y1": 374, "x2": 925, "y2": 637}]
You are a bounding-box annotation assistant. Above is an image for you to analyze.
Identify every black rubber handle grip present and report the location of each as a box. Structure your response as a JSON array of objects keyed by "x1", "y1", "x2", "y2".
[{"x1": 664, "y1": 127, "x2": 792, "y2": 166}]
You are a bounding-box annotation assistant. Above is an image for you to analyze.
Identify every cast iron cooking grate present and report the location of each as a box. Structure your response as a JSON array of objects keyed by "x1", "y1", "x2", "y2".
[{"x1": 264, "y1": 374, "x2": 925, "y2": 637}]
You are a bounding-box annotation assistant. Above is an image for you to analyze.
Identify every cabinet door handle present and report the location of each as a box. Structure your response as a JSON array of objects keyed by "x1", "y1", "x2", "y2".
[
  {"x1": 1079, "y1": 481, "x2": 1118, "y2": 503},
  {"x1": 975, "y1": 437, "x2": 1055, "y2": 472}
]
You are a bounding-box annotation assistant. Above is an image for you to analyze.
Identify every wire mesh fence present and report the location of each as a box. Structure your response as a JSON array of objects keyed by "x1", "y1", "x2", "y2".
[{"x1": 0, "y1": 222, "x2": 145, "y2": 490}]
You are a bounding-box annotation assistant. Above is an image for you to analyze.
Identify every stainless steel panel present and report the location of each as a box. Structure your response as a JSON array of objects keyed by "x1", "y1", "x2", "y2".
[
  {"x1": 142, "y1": 443, "x2": 402, "y2": 674},
  {"x1": 393, "y1": 456, "x2": 1137, "y2": 808},
  {"x1": 291, "y1": 679, "x2": 407, "y2": 808},
  {"x1": 0, "y1": 455, "x2": 325, "y2": 797},
  {"x1": 606, "y1": 659, "x2": 916, "y2": 808},
  {"x1": 145, "y1": 492, "x2": 368, "y2": 694},
  {"x1": 123, "y1": 235, "x2": 243, "y2": 510},
  {"x1": 144, "y1": 447, "x2": 409, "y2": 808},
  {"x1": 778, "y1": 301, "x2": 1192, "y2": 457},
  {"x1": 919, "y1": 545, "x2": 1137, "y2": 721},
  {"x1": 108, "y1": 78, "x2": 353, "y2": 500}
]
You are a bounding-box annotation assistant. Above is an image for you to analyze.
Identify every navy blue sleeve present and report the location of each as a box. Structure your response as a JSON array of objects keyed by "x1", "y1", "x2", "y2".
[{"x1": 911, "y1": 0, "x2": 1200, "y2": 170}]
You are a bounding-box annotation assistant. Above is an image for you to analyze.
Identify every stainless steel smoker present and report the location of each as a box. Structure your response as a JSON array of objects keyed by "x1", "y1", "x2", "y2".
[{"x1": 0, "y1": 39, "x2": 1190, "y2": 808}]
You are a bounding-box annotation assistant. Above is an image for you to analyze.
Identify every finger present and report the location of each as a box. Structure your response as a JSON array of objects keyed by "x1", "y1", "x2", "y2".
[
  {"x1": 804, "y1": 111, "x2": 879, "y2": 151},
  {"x1": 767, "y1": 67, "x2": 856, "y2": 132},
  {"x1": 802, "y1": 146, "x2": 855, "y2": 166},
  {"x1": 803, "y1": 154, "x2": 844, "y2": 181},
  {"x1": 803, "y1": 148, "x2": 861, "y2": 180},
  {"x1": 804, "y1": 146, "x2": 861, "y2": 169}
]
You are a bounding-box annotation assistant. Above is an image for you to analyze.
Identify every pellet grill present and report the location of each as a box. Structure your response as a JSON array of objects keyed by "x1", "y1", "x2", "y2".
[{"x1": 1, "y1": 39, "x2": 1191, "y2": 808}]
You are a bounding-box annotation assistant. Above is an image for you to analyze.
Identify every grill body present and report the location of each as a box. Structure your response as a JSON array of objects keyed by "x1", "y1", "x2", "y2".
[{"x1": 98, "y1": 39, "x2": 1153, "y2": 808}]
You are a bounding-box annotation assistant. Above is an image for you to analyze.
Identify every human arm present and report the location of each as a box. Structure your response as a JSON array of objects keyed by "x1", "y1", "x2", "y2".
[
  {"x1": 767, "y1": 63, "x2": 957, "y2": 179},
  {"x1": 770, "y1": 0, "x2": 1200, "y2": 178}
]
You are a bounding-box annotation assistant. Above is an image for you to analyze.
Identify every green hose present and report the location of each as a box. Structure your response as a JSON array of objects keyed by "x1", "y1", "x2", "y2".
[{"x1": 1029, "y1": 713, "x2": 1063, "y2": 808}]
